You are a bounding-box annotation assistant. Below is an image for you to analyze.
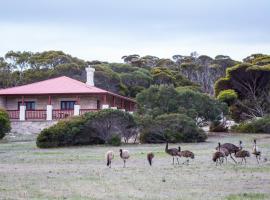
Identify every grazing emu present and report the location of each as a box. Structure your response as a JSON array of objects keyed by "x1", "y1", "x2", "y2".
[
  {"x1": 119, "y1": 149, "x2": 130, "y2": 168},
  {"x1": 177, "y1": 146, "x2": 195, "y2": 165},
  {"x1": 147, "y1": 152, "x2": 155, "y2": 166},
  {"x1": 252, "y1": 139, "x2": 261, "y2": 164},
  {"x1": 213, "y1": 142, "x2": 228, "y2": 165},
  {"x1": 106, "y1": 150, "x2": 114, "y2": 168},
  {"x1": 235, "y1": 150, "x2": 250, "y2": 164},
  {"x1": 165, "y1": 141, "x2": 180, "y2": 165},
  {"x1": 213, "y1": 151, "x2": 225, "y2": 165},
  {"x1": 216, "y1": 142, "x2": 241, "y2": 163}
]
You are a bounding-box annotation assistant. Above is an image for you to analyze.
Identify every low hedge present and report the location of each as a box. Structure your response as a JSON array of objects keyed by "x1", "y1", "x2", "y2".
[
  {"x1": 231, "y1": 116, "x2": 270, "y2": 133},
  {"x1": 0, "y1": 109, "x2": 11, "y2": 139},
  {"x1": 139, "y1": 113, "x2": 207, "y2": 143},
  {"x1": 36, "y1": 109, "x2": 136, "y2": 148}
]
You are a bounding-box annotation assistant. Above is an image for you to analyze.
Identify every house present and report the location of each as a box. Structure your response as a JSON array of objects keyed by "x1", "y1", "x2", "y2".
[{"x1": 0, "y1": 67, "x2": 136, "y2": 121}]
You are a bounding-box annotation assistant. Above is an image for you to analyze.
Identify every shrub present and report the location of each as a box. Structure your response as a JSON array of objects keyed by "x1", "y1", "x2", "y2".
[
  {"x1": 209, "y1": 120, "x2": 228, "y2": 132},
  {"x1": 231, "y1": 116, "x2": 270, "y2": 133},
  {"x1": 108, "y1": 134, "x2": 121, "y2": 146},
  {"x1": 217, "y1": 89, "x2": 238, "y2": 106},
  {"x1": 37, "y1": 110, "x2": 137, "y2": 148},
  {"x1": 139, "y1": 113, "x2": 207, "y2": 143},
  {"x1": 0, "y1": 109, "x2": 11, "y2": 139}
]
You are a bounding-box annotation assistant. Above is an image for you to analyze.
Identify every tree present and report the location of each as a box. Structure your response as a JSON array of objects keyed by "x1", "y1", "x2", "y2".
[
  {"x1": 215, "y1": 61, "x2": 270, "y2": 120},
  {"x1": 217, "y1": 89, "x2": 238, "y2": 106},
  {"x1": 136, "y1": 85, "x2": 180, "y2": 117},
  {"x1": 177, "y1": 88, "x2": 228, "y2": 126},
  {"x1": 190, "y1": 51, "x2": 199, "y2": 58},
  {"x1": 5, "y1": 51, "x2": 32, "y2": 82},
  {"x1": 215, "y1": 55, "x2": 231, "y2": 60},
  {"x1": 120, "y1": 70, "x2": 152, "y2": 97},
  {"x1": 121, "y1": 54, "x2": 140, "y2": 64},
  {"x1": 83, "y1": 109, "x2": 137, "y2": 143},
  {"x1": 0, "y1": 57, "x2": 15, "y2": 88},
  {"x1": 140, "y1": 55, "x2": 160, "y2": 68},
  {"x1": 136, "y1": 85, "x2": 227, "y2": 125}
]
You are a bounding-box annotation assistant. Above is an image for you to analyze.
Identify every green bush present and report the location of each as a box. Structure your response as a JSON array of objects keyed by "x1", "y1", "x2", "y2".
[
  {"x1": 37, "y1": 110, "x2": 136, "y2": 148},
  {"x1": 108, "y1": 134, "x2": 121, "y2": 146},
  {"x1": 231, "y1": 116, "x2": 270, "y2": 133},
  {"x1": 209, "y1": 120, "x2": 228, "y2": 132},
  {"x1": 0, "y1": 109, "x2": 11, "y2": 139},
  {"x1": 217, "y1": 89, "x2": 238, "y2": 106},
  {"x1": 139, "y1": 113, "x2": 207, "y2": 143}
]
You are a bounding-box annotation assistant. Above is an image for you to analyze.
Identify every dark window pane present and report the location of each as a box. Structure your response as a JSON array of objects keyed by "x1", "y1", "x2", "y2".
[
  {"x1": 18, "y1": 101, "x2": 35, "y2": 110},
  {"x1": 61, "y1": 101, "x2": 75, "y2": 110}
]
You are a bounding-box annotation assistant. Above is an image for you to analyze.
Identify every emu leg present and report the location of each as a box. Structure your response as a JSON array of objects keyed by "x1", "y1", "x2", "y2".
[
  {"x1": 256, "y1": 155, "x2": 260, "y2": 164},
  {"x1": 244, "y1": 157, "x2": 246, "y2": 164},
  {"x1": 123, "y1": 160, "x2": 126, "y2": 168},
  {"x1": 230, "y1": 154, "x2": 237, "y2": 164},
  {"x1": 176, "y1": 157, "x2": 180, "y2": 165},
  {"x1": 172, "y1": 157, "x2": 174, "y2": 165}
]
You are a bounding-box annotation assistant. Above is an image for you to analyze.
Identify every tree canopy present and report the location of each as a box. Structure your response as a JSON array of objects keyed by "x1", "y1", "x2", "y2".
[
  {"x1": 215, "y1": 59, "x2": 270, "y2": 121},
  {"x1": 136, "y1": 85, "x2": 227, "y2": 125}
]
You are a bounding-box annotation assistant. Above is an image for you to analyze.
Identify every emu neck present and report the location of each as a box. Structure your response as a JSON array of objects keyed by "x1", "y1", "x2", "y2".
[
  {"x1": 165, "y1": 142, "x2": 168, "y2": 151},
  {"x1": 120, "y1": 151, "x2": 123, "y2": 158}
]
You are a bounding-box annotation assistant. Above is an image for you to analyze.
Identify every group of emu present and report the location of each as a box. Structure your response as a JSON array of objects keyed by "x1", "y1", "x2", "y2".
[{"x1": 105, "y1": 139, "x2": 262, "y2": 168}]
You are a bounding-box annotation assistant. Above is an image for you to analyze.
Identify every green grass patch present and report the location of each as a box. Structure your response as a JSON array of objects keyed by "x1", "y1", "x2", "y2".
[{"x1": 226, "y1": 193, "x2": 269, "y2": 200}]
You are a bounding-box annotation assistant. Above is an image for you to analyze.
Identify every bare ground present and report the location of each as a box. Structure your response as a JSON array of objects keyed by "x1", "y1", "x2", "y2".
[{"x1": 0, "y1": 133, "x2": 270, "y2": 200}]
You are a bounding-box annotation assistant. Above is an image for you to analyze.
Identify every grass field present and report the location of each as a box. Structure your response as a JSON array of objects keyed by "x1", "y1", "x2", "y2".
[{"x1": 0, "y1": 133, "x2": 270, "y2": 200}]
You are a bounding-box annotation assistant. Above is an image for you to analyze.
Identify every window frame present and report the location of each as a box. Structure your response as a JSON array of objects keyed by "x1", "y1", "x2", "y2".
[
  {"x1": 18, "y1": 101, "x2": 36, "y2": 111},
  {"x1": 60, "y1": 101, "x2": 76, "y2": 110}
]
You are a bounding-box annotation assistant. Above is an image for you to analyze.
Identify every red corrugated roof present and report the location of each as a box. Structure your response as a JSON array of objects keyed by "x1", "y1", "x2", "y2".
[{"x1": 0, "y1": 76, "x2": 135, "y2": 102}]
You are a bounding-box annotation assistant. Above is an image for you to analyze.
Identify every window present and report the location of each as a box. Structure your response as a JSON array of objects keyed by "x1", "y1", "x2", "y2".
[
  {"x1": 61, "y1": 101, "x2": 76, "y2": 110},
  {"x1": 18, "y1": 101, "x2": 35, "y2": 110}
]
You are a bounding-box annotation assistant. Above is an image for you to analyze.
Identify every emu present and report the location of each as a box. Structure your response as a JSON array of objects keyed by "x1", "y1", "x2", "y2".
[
  {"x1": 119, "y1": 149, "x2": 130, "y2": 168},
  {"x1": 213, "y1": 151, "x2": 225, "y2": 165},
  {"x1": 252, "y1": 139, "x2": 261, "y2": 164},
  {"x1": 165, "y1": 141, "x2": 180, "y2": 165},
  {"x1": 235, "y1": 150, "x2": 250, "y2": 164},
  {"x1": 105, "y1": 150, "x2": 114, "y2": 168},
  {"x1": 177, "y1": 146, "x2": 195, "y2": 165},
  {"x1": 213, "y1": 142, "x2": 228, "y2": 165},
  {"x1": 147, "y1": 152, "x2": 155, "y2": 166},
  {"x1": 217, "y1": 142, "x2": 241, "y2": 163}
]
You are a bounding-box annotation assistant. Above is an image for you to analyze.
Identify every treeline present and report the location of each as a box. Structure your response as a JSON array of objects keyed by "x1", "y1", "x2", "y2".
[
  {"x1": 0, "y1": 50, "x2": 237, "y2": 97},
  {"x1": 1, "y1": 50, "x2": 270, "y2": 128}
]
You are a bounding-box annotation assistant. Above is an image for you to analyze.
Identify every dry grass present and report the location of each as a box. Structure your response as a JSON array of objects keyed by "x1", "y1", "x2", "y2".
[{"x1": 0, "y1": 133, "x2": 270, "y2": 200}]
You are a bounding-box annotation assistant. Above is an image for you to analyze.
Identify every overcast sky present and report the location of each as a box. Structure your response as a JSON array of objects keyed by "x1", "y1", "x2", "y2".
[{"x1": 0, "y1": 0, "x2": 270, "y2": 62}]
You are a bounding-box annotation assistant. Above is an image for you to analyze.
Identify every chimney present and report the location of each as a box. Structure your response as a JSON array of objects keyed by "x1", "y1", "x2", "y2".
[{"x1": 86, "y1": 66, "x2": 95, "y2": 86}]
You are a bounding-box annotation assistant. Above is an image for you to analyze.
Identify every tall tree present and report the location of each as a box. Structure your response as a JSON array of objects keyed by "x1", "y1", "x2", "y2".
[
  {"x1": 215, "y1": 61, "x2": 270, "y2": 120},
  {"x1": 5, "y1": 51, "x2": 32, "y2": 81}
]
